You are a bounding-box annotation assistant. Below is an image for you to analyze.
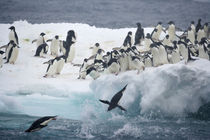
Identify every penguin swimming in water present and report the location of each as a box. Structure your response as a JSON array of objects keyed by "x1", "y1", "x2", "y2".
[
  {"x1": 6, "y1": 43, "x2": 19, "y2": 64},
  {"x1": 32, "y1": 33, "x2": 46, "y2": 48},
  {"x1": 99, "y1": 84, "x2": 127, "y2": 112},
  {"x1": 8, "y1": 26, "x2": 19, "y2": 45},
  {"x1": 43, "y1": 58, "x2": 58, "y2": 77},
  {"x1": 134, "y1": 23, "x2": 144, "y2": 45},
  {"x1": 34, "y1": 43, "x2": 48, "y2": 57},
  {"x1": 25, "y1": 116, "x2": 57, "y2": 132},
  {"x1": 0, "y1": 50, "x2": 5, "y2": 68},
  {"x1": 47, "y1": 35, "x2": 60, "y2": 56}
]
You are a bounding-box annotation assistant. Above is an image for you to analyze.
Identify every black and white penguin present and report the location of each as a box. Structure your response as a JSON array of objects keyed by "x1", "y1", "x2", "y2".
[
  {"x1": 8, "y1": 26, "x2": 19, "y2": 45},
  {"x1": 187, "y1": 27, "x2": 195, "y2": 45},
  {"x1": 0, "y1": 50, "x2": 5, "y2": 68},
  {"x1": 78, "y1": 58, "x2": 89, "y2": 79},
  {"x1": 167, "y1": 21, "x2": 176, "y2": 41},
  {"x1": 143, "y1": 53, "x2": 153, "y2": 67},
  {"x1": 25, "y1": 116, "x2": 57, "y2": 132},
  {"x1": 134, "y1": 23, "x2": 144, "y2": 45},
  {"x1": 196, "y1": 19, "x2": 202, "y2": 33},
  {"x1": 162, "y1": 35, "x2": 172, "y2": 47},
  {"x1": 55, "y1": 55, "x2": 66, "y2": 74},
  {"x1": 144, "y1": 33, "x2": 153, "y2": 51},
  {"x1": 151, "y1": 22, "x2": 163, "y2": 41},
  {"x1": 130, "y1": 56, "x2": 145, "y2": 74},
  {"x1": 203, "y1": 23, "x2": 209, "y2": 38},
  {"x1": 6, "y1": 43, "x2": 19, "y2": 64},
  {"x1": 190, "y1": 21, "x2": 196, "y2": 34},
  {"x1": 123, "y1": 31, "x2": 133, "y2": 48},
  {"x1": 118, "y1": 49, "x2": 129, "y2": 72},
  {"x1": 156, "y1": 42, "x2": 169, "y2": 65},
  {"x1": 4, "y1": 40, "x2": 15, "y2": 60},
  {"x1": 168, "y1": 41, "x2": 180, "y2": 64},
  {"x1": 197, "y1": 27, "x2": 206, "y2": 43},
  {"x1": 65, "y1": 30, "x2": 77, "y2": 63},
  {"x1": 32, "y1": 32, "x2": 46, "y2": 48},
  {"x1": 95, "y1": 49, "x2": 104, "y2": 61},
  {"x1": 99, "y1": 85, "x2": 127, "y2": 112},
  {"x1": 178, "y1": 40, "x2": 188, "y2": 62},
  {"x1": 43, "y1": 58, "x2": 58, "y2": 77},
  {"x1": 34, "y1": 43, "x2": 48, "y2": 57},
  {"x1": 150, "y1": 43, "x2": 160, "y2": 67},
  {"x1": 47, "y1": 35, "x2": 60, "y2": 56},
  {"x1": 198, "y1": 38, "x2": 209, "y2": 60},
  {"x1": 86, "y1": 66, "x2": 100, "y2": 80},
  {"x1": 106, "y1": 57, "x2": 120, "y2": 75}
]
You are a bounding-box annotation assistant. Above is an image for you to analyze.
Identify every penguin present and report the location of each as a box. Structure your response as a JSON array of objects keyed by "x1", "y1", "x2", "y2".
[
  {"x1": 25, "y1": 116, "x2": 57, "y2": 132},
  {"x1": 168, "y1": 41, "x2": 180, "y2": 64},
  {"x1": 178, "y1": 40, "x2": 188, "y2": 62},
  {"x1": 198, "y1": 38, "x2": 209, "y2": 60},
  {"x1": 134, "y1": 23, "x2": 144, "y2": 45},
  {"x1": 156, "y1": 42, "x2": 169, "y2": 65},
  {"x1": 143, "y1": 53, "x2": 153, "y2": 67},
  {"x1": 144, "y1": 33, "x2": 153, "y2": 51},
  {"x1": 95, "y1": 49, "x2": 104, "y2": 61},
  {"x1": 106, "y1": 57, "x2": 120, "y2": 75},
  {"x1": 0, "y1": 50, "x2": 5, "y2": 68},
  {"x1": 47, "y1": 35, "x2": 60, "y2": 56},
  {"x1": 8, "y1": 26, "x2": 19, "y2": 45},
  {"x1": 187, "y1": 27, "x2": 195, "y2": 45},
  {"x1": 162, "y1": 35, "x2": 173, "y2": 47},
  {"x1": 6, "y1": 43, "x2": 19, "y2": 64},
  {"x1": 151, "y1": 22, "x2": 163, "y2": 41},
  {"x1": 197, "y1": 27, "x2": 206, "y2": 43},
  {"x1": 78, "y1": 58, "x2": 89, "y2": 79},
  {"x1": 65, "y1": 30, "x2": 76, "y2": 63},
  {"x1": 90, "y1": 43, "x2": 101, "y2": 56},
  {"x1": 167, "y1": 21, "x2": 176, "y2": 41},
  {"x1": 43, "y1": 58, "x2": 58, "y2": 77},
  {"x1": 4, "y1": 40, "x2": 15, "y2": 60},
  {"x1": 150, "y1": 43, "x2": 160, "y2": 67},
  {"x1": 196, "y1": 19, "x2": 202, "y2": 33},
  {"x1": 130, "y1": 56, "x2": 145, "y2": 74},
  {"x1": 99, "y1": 84, "x2": 127, "y2": 112},
  {"x1": 86, "y1": 66, "x2": 100, "y2": 80},
  {"x1": 203, "y1": 23, "x2": 209, "y2": 38},
  {"x1": 34, "y1": 43, "x2": 48, "y2": 57},
  {"x1": 118, "y1": 49, "x2": 129, "y2": 72},
  {"x1": 55, "y1": 55, "x2": 66, "y2": 74},
  {"x1": 190, "y1": 21, "x2": 196, "y2": 34},
  {"x1": 123, "y1": 31, "x2": 133, "y2": 48},
  {"x1": 32, "y1": 32, "x2": 46, "y2": 48}
]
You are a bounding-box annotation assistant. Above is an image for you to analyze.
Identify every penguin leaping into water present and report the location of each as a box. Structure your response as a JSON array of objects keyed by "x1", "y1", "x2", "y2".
[
  {"x1": 25, "y1": 116, "x2": 57, "y2": 132},
  {"x1": 99, "y1": 84, "x2": 127, "y2": 112}
]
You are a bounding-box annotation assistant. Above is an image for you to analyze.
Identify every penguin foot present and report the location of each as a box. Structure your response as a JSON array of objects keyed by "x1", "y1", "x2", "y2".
[{"x1": 43, "y1": 75, "x2": 48, "y2": 78}]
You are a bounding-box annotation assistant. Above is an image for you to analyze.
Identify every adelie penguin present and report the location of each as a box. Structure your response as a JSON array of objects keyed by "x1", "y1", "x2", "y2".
[
  {"x1": 6, "y1": 42, "x2": 19, "y2": 64},
  {"x1": 34, "y1": 43, "x2": 48, "y2": 57},
  {"x1": 43, "y1": 58, "x2": 58, "y2": 77},
  {"x1": 65, "y1": 30, "x2": 77, "y2": 63},
  {"x1": 25, "y1": 116, "x2": 57, "y2": 132},
  {"x1": 99, "y1": 84, "x2": 127, "y2": 112},
  {"x1": 32, "y1": 32, "x2": 46, "y2": 48},
  {"x1": 47, "y1": 35, "x2": 60, "y2": 56},
  {"x1": 123, "y1": 31, "x2": 133, "y2": 48},
  {"x1": 134, "y1": 22, "x2": 144, "y2": 46},
  {"x1": 8, "y1": 26, "x2": 19, "y2": 45}
]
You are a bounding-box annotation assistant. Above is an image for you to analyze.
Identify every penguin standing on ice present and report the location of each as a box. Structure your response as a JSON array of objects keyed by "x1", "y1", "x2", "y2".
[
  {"x1": 99, "y1": 85, "x2": 127, "y2": 112},
  {"x1": 150, "y1": 43, "x2": 160, "y2": 67},
  {"x1": 90, "y1": 43, "x2": 101, "y2": 56},
  {"x1": 198, "y1": 38, "x2": 209, "y2": 60},
  {"x1": 0, "y1": 50, "x2": 5, "y2": 68},
  {"x1": 25, "y1": 116, "x2": 57, "y2": 132},
  {"x1": 190, "y1": 21, "x2": 196, "y2": 34},
  {"x1": 203, "y1": 23, "x2": 209, "y2": 38},
  {"x1": 162, "y1": 35, "x2": 172, "y2": 47},
  {"x1": 134, "y1": 23, "x2": 144, "y2": 46},
  {"x1": 78, "y1": 58, "x2": 89, "y2": 79},
  {"x1": 43, "y1": 58, "x2": 58, "y2": 77},
  {"x1": 106, "y1": 57, "x2": 120, "y2": 75},
  {"x1": 130, "y1": 56, "x2": 145, "y2": 74},
  {"x1": 151, "y1": 22, "x2": 163, "y2": 41},
  {"x1": 34, "y1": 43, "x2": 48, "y2": 57},
  {"x1": 143, "y1": 53, "x2": 153, "y2": 67},
  {"x1": 144, "y1": 33, "x2": 153, "y2": 51},
  {"x1": 168, "y1": 41, "x2": 180, "y2": 64},
  {"x1": 47, "y1": 35, "x2": 60, "y2": 56},
  {"x1": 6, "y1": 43, "x2": 19, "y2": 64},
  {"x1": 167, "y1": 21, "x2": 176, "y2": 41},
  {"x1": 197, "y1": 27, "x2": 206, "y2": 43},
  {"x1": 178, "y1": 40, "x2": 188, "y2": 62},
  {"x1": 55, "y1": 55, "x2": 66, "y2": 74},
  {"x1": 8, "y1": 26, "x2": 19, "y2": 45},
  {"x1": 86, "y1": 66, "x2": 100, "y2": 80},
  {"x1": 2, "y1": 40, "x2": 15, "y2": 60},
  {"x1": 187, "y1": 27, "x2": 195, "y2": 45},
  {"x1": 196, "y1": 19, "x2": 202, "y2": 33},
  {"x1": 65, "y1": 30, "x2": 77, "y2": 63},
  {"x1": 32, "y1": 33, "x2": 46, "y2": 48},
  {"x1": 123, "y1": 31, "x2": 133, "y2": 48}
]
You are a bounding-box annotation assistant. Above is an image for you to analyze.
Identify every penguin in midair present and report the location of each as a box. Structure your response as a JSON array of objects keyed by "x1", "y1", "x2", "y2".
[
  {"x1": 34, "y1": 43, "x2": 48, "y2": 57},
  {"x1": 32, "y1": 32, "x2": 46, "y2": 48},
  {"x1": 6, "y1": 43, "x2": 19, "y2": 64},
  {"x1": 123, "y1": 31, "x2": 133, "y2": 48},
  {"x1": 99, "y1": 85, "x2": 127, "y2": 112},
  {"x1": 8, "y1": 26, "x2": 19, "y2": 45},
  {"x1": 43, "y1": 58, "x2": 58, "y2": 77},
  {"x1": 55, "y1": 55, "x2": 66, "y2": 74},
  {"x1": 134, "y1": 23, "x2": 144, "y2": 45},
  {"x1": 25, "y1": 116, "x2": 57, "y2": 132},
  {"x1": 47, "y1": 35, "x2": 60, "y2": 56},
  {"x1": 0, "y1": 50, "x2": 5, "y2": 68}
]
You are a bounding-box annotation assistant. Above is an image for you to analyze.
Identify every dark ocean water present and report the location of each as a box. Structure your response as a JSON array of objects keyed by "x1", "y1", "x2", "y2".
[{"x1": 0, "y1": 0, "x2": 209, "y2": 28}]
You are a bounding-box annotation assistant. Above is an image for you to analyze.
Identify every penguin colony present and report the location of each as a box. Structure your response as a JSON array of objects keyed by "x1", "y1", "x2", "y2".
[{"x1": 0, "y1": 19, "x2": 209, "y2": 80}]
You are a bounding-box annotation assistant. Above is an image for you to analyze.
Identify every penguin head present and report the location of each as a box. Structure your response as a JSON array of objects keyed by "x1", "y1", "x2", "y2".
[
  {"x1": 204, "y1": 23, "x2": 208, "y2": 26},
  {"x1": 166, "y1": 35, "x2": 169, "y2": 39},
  {"x1": 128, "y1": 31, "x2": 132, "y2": 36},
  {"x1": 154, "y1": 28, "x2": 158, "y2": 32},
  {"x1": 84, "y1": 58, "x2": 88, "y2": 63},
  {"x1": 9, "y1": 40, "x2": 15, "y2": 45},
  {"x1": 157, "y1": 21, "x2": 162, "y2": 25},
  {"x1": 40, "y1": 33, "x2": 46, "y2": 36},
  {"x1": 136, "y1": 22, "x2": 141, "y2": 27},
  {"x1": 97, "y1": 49, "x2": 104, "y2": 54},
  {"x1": 43, "y1": 59, "x2": 53, "y2": 65},
  {"x1": 55, "y1": 35, "x2": 59, "y2": 39},
  {"x1": 198, "y1": 19, "x2": 201, "y2": 23},
  {"x1": 0, "y1": 50, "x2": 5, "y2": 55},
  {"x1": 67, "y1": 30, "x2": 76, "y2": 38},
  {"x1": 168, "y1": 21, "x2": 174, "y2": 25},
  {"x1": 146, "y1": 33, "x2": 151, "y2": 39},
  {"x1": 191, "y1": 21, "x2": 195, "y2": 24},
  {"x1": 131, "y1": 46, "x2": 137, "y2": 51},
  {"x1": 9, "y1": 26, "x2": 15, "y2": 30},
  {"x1": 188, "y1": 27, "x2": 192, "y2": 31},
  {"x1": 95, "y1": 43, "x2": 100, "y2": 47}
]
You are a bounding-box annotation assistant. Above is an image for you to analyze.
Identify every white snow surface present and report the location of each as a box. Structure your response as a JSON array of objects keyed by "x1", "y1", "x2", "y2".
[{"x1": 0, "y1": 21, "x2": 210, "y2": 120}]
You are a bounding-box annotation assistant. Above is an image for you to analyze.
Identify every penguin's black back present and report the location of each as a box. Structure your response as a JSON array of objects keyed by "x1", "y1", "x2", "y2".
[{"x1": 35, "y1": 44, "x2": 47, "y2": 56}]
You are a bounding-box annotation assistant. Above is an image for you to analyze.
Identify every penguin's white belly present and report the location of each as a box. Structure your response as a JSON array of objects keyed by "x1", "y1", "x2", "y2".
[
  {"x1": 67, "y1": 45, "x2": 76, "y2": 63},
  {"x1": 197, "y1": 31, "x2": 205, "y2": 42},
  {"x1": 159, "y1": 46, "x2": 168, "y2": 65},
  {"x1": 179, "y1": 46, "x2": 188, "y2": 61},
  {"x1": 187, "y1": 31, "x2": 195, "y2": 44},
  {"x1": 56, "y1": 59, "x2": 65, "y2": 74},
  {"x1": 144, "y1": 39, "x2": 152, "y2": 51},
  {"x1": 36, "y1": 37, "x2": 44, "y2": 47},
  {"x1": 168, "y1": 26, "x2": 175, "y2": 41},
  {"x1": 92, "y1": 47, "x2": 99, "y2": 56},
  {"x1": 46, "y1": 61, "x2": 58, "y2": 76},
  {"x1": 198, "y1": 46, "x2": 209, "y2": 60},
  {"x1": 119, "y1": 57, "x2": 127, "y2": 72},
  {"x1": 171, "y1": 51, "x2": 180, "y2": 63},
  {"x1": 145, "y1": 57, "x2": 152, "y2": 67},
  {"x1": 151, "y1": 47, "x2": 160, "y2": 67},
  {"x1": 0, "y1": 55, "x2": 3, "y2": 68},
  {"x1": 9, "y1": 48, "x2": 19, "y2": 64},
  {"x1": 9, "y1": 31, "x2": 17, "y2": 44},
  {"x1": 6, "y1": 45, "x2": 12, "y2": 59},
  {"x1": 50, "y1": 40, "x2": 59, "y2": 56},
  {"x1": 40, "y1": 118, "x2": 53, "y2": 126}
]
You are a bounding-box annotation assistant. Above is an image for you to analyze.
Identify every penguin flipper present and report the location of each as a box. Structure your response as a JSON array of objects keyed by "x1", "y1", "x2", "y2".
[
  {"x1": 0, "y1": 45, "x2": 8, "y2": 49},
  {"x1": 32, "y1": 39, "x2": 37, "y2": 44},
  {"x1": 99, "y1": 99, "x2": 110, "y2": 105},
  {"x1": 46, "y1": 39, "x2": 52, "y2": 42},
  {"x1": 117, "y1": 105, "x2": 126, "y2": 112}
]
